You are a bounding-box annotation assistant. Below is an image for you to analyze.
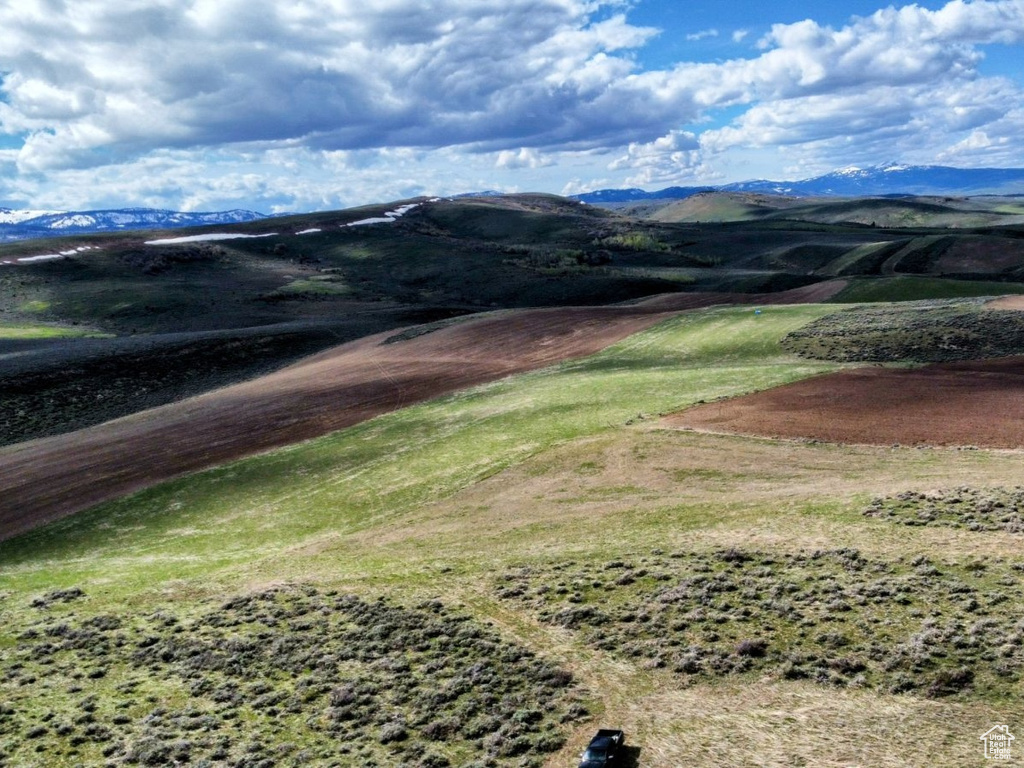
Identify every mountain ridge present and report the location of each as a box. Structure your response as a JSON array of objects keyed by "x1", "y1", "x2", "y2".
[
  {"x1": 0, "y1": 206, "x2": 269, "y2": 242},
  {"x1": 572, "y1": 164, "x2": 1024, "y2": 204}
]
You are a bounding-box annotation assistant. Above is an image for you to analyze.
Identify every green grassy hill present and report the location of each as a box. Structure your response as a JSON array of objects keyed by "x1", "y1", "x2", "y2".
[
  {"x1": 646, "y1": 191, "x2": 1024, "y2": 228},
  {"x1": 4, "y1": 192, "x2": 1024, "y2": 448},
  {"x1": 0, "y1": 196, "x2": 698, "y2": 444},
  {"x1": 2, "y1": 302, "x2": 1024, "y2": 765}
]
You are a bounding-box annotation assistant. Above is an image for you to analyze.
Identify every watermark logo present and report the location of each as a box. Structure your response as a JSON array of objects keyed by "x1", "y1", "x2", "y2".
[{"x1": 981, "y1": 725, "x2": 1015, "y2": 761}]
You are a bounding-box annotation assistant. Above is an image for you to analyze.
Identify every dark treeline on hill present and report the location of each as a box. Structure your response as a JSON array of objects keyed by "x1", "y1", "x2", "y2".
[{"x1": 3, "y1": 191, "x2": 1024, "y2": 444}]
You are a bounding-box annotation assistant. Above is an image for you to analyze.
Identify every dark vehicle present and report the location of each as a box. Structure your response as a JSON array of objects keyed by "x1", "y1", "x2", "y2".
[{"x1": 579, "y1": 729, "x2": 624, "y2": 767}]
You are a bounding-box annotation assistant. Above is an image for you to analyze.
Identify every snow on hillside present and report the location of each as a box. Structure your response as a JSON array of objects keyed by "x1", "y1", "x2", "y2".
[
  {"x1": 0, "y1": 209, "x2": 62, "y2": 225},
  {"x1": 0, "y1": 199, "x2": 442, "y2": 249},
  {"x1": 145, "y1": 233, "x2": 279, "y2": 245},
  {"x1": 346, "y1": 203, "x2": 420, "y2": 227},
  {"x1": 49, "y1": 215, "x2": 99, "y2": 229},
  {"x1": 0, "y1": 207, "x2": 270, "y2": 243},
  {"x1": 0, "y1": 246, "x2": 98, "y2": 267}
]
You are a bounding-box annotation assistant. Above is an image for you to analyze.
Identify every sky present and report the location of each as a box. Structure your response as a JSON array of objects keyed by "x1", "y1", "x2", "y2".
[{"x1": 1, "y1": 0, "x2": 1023, "y2": 213}]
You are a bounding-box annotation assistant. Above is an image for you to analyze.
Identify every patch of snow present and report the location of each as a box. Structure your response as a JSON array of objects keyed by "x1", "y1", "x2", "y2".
[
  {"x1": 0, "y1": 209, "x2": 63, "y2": 224},
  {"x1": 145, "y1": 232, "x2": 278, "y2": 245},
  {"x1": 388, "y1": 203, "x2": 419, "y2": 216},
  {"x1": 50, "y1": 215, "x2": 97, "y2": 228},
  {"x1": 428, "y1": 197, "x2": 442, "y2": 203},
  {"x1": 295, "y1": 228, "x2": 322, "y2": 235},
  {"x1": 107, "y1": 212, "x2": 142, "y2": 225},
  {"x1": 346, "y1": 203, "x2": 420, "y2": 228},
  {"x1": 2, "y1": 245, "x2": 98, "y2": 266}
]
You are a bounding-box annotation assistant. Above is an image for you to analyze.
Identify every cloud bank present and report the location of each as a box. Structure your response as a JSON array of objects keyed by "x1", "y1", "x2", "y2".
[{"x1": 0, "y1": 0, "x2": 1022, "y2": 210}]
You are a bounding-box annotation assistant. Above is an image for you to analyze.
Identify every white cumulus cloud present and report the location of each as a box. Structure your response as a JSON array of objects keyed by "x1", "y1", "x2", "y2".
[
  {"x1": 0, "y1": 1, "x2": 674, "y2": 172},
  {"x1": 609, "y1": 130, "x2": 712, "y2": 187},
  {"x1": 496, "y1": 148, "x2": 555, "y2": 169},
  {"x1": 0, "y1": 0, "x2": 1022, "y2": 209}
]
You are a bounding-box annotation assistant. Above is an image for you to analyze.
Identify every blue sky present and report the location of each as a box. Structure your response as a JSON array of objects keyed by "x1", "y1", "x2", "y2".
[
  {"x1": 630, "y1": 1, "x2": 1020, "y2": 80},
  {"x1": 1, "y1": 0, "x2": 1023, "y2": 213}
]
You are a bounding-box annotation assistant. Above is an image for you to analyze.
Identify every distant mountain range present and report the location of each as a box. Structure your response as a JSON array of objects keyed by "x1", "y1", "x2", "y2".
[
  {"x1": 0, "y1": 207, "x2": 269, "y2": 243},
  {"x1": 572, "y1": 164, "x2": 1024, "y2": 204},
  {"x1": 5, "y1": 163, "x2": 1024, "y2": 244}
]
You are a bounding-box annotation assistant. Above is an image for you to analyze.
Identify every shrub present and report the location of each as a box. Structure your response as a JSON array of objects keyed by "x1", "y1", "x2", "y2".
[{"x1": 736, "y1": 638, "x2": 768, "y2": 658}]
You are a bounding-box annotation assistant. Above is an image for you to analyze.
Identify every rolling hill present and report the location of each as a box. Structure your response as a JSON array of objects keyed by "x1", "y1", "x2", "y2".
[
  {"x1": 3, "y1": 192, "x2": 1024, "y2": 766},
  {"x1": 4, "y1": 192, "x2": 1024, "y2": 446},
  {"x1": 644, "y1": 191, "x2": 1024, "y2": 228}
]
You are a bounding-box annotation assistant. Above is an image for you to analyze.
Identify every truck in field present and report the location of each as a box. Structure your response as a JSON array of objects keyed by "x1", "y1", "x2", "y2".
[{"x1": 578, "y1": 728, "x2": 625, "y2": 767}]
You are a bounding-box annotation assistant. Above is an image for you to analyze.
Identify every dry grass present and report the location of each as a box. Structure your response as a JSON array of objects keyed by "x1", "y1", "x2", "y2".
[
  {"x1": 235, "y1": 426, "x2": 1024, "y2": 767},
  {"x1": 326, "y1": 429, "x2": 1024, "y2": 566},
  {"x1": 622, "y1": 680, "x2": 1014, "y2": 767},
  {"x1": 450, "y1": 578, "x2": 1020, "y2": 768},
  {"x1": 7, "y1": 301, "x2": 1024, "y2": 767}
]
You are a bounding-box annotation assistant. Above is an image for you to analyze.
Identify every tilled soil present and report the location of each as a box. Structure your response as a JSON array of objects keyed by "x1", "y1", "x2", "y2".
[
  {"x1": 0, "y1": 283, "x2": 843, "y2": 541},
  {"x1": 666, "y1": 355, "x2": 1024, "y2": 449}
]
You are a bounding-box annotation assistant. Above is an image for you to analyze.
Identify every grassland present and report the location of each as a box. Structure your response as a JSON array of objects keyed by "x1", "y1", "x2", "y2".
[
  {"x1": 831, "y1": 275, "x2": 1024, "y2": 303},
  {"x1": 3, "y1": 301, "x2": 1024, "y2": 766},
  {"x1": 644, "y1": 192, "x2": 1024, "y2": 229},
  {"x1": 0, "y1": 322, "x2": 109, "y2": 340},
  {"x1": 4, "y1": 194, "x2": 1024, "y2": 450},
  {"x1": 782, "y1": 299, "x2": 1024, "y2": 362},
  {"x1": 5, "y1": 195, "x2": 1024, "y2": 765}
]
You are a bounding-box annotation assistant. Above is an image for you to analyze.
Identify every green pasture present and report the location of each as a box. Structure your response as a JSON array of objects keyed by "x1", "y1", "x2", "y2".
[
  {"x1": 832, "y1": 275, "x2": 1024, "y2": 303},
  {"x1": 0, "y1": 304, "x2": 842, "y2": 598},
  {"x1": 4, "y1": 300, "x2": 1024, "y2": 766},
  {"x1": 0, "y1": 321, "x2": 108, "y2": 339}
]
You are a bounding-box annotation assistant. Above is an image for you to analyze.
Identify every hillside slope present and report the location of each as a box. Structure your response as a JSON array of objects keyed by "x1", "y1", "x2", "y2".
[
  {"x1": 3, "y1": 296, "x2": 1024, "y2": 766},
  {"x1": 0, "y1": 283, "x2": 841, "y2": 541},
  {"x1": 5, "y1": 192, "x2": 1024, "y2": 450}
]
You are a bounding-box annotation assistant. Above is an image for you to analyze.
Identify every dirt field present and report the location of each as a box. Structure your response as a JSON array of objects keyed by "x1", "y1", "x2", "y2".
[
  {"x1": 666, "y1": 355, "x2": 1024, "y2": 449},
  {"x1": 0, "y1": 283, "x2": 842, "y2": 541},
  {"x1": 986, "y1": 294, "x2": 1024, "y2": 310}
]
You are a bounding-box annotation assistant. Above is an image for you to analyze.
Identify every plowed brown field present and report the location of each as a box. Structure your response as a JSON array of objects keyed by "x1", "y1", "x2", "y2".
[
  {"x1": 0, "y1": 283, "x2": 843, "y2": 541},
  {"x1": 666, "y1": 355, "x2": 1024, "y2": 449}
]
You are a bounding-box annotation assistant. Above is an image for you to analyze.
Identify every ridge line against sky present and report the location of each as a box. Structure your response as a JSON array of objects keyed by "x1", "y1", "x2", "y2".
[{"x1": 1, "y1": 0, "x2": 1023, "y2": 213}]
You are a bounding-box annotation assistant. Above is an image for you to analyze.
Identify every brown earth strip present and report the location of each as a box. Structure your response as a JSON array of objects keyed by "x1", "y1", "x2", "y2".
[
  {"x1": 665, "y1": 355, "x2": 1024, "y2": 449},
  {"x1": 0, "y1": 282, "x2": 844, "y2": 541},
  {"x1": 986, "y1": 294, "x2": 1024, "y2": 310}
]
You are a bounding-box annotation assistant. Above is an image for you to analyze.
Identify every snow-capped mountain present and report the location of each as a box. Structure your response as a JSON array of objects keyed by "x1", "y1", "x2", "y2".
[
  {"x1": 571, "y1": 165, "x2": 1024, "y2": 204},
  {"x1": 0, "y1": 207, "x2": 269, "y2": 243}
]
